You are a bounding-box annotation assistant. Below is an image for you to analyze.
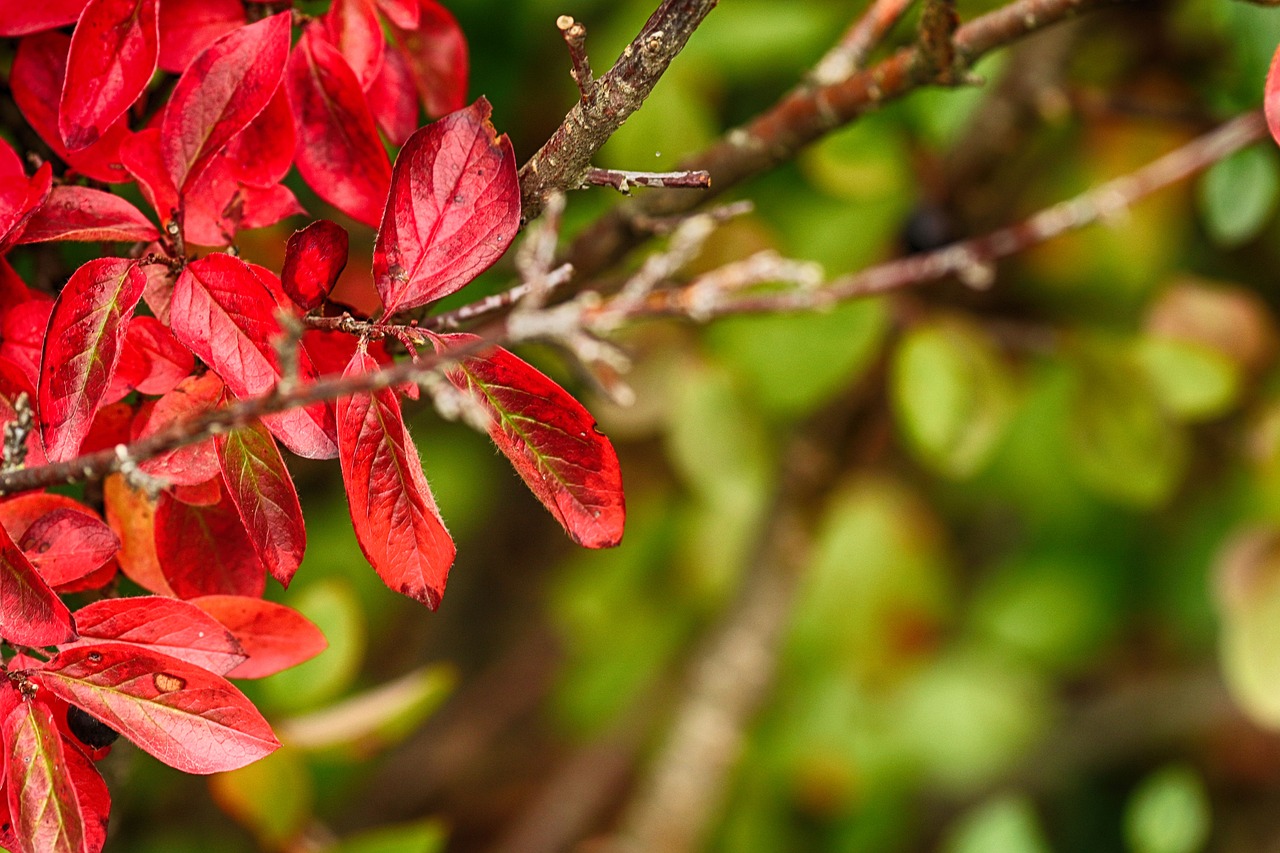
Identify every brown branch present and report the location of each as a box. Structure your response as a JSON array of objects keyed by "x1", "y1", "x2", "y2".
[
  {"x1": 0, "y1": 110, "x2": 1259, "y2": 499},
  {"x1": 809, "y1": 0, "x2": 916, "y2": 87},
  {"x1": 583, "y1": 167, "x2": 712, "y2": 194},
  {"x1": 634, "y1": 110, "x2": 1266, "y2": 319},
  {"x1": 518, "y1": 0, "x2": 721, "y2": 221},
  {"x1": 918, "y1": 0, "x2": 961, "y2": 84},
  {"x1": 566, "y1": 0, "x2": 1124, "y2": 280}
]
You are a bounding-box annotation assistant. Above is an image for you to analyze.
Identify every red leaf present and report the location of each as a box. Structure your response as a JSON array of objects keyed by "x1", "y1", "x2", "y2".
[
  {"x1": 108, "y1": 316, "x2": 195, "y2": 399},
  {"x1": 0, "y1": 162, "x2": 53, "y2": 253},
  {"x1": 59, "y1": 0, "x2": 159, "y2": 151},
  {"x1": 18, "y1": 186, "x2": 158, "y2": 244},
  {"x1": 437, "y1": 333, "x2": 625, "y2": 547},
  {"x1": 0, "y1": 522, "x2": 76, "y2": 647},
  {"x1": 221, "y1": 86, "x2": 295, "y2": 189},
  {"x1": 171, "y1": 254, "x2": 337, "y2": 458},
  {"x1": 161, "y1": 11, "x2": 291, "y2": 192},
  {"x1": 281, "y1": 220, "x2": 349, "y2": 311},
  {"x1": 33, "y1": 643, "x2": 281, "y2": 774},
  {"x1": 155, "y1": 487, "x2": 265, "y2": 598},
  {"x1": 19, "y1": 509, "x2": 119, "y2": 589},
  {"x1": 286, "y1": 26, "x2": 392, "y2": 229},
  {"x1": 71, "y1": 597, "x2": 246, "y2": 676},
  {"x1": 119, "y1": 128, "x2": 178, "y2": 227},
  {"x1": 375, "y1": 0, "x2": 419, "y2": 30},
  {"x1": 134, "y1": 372, "x2": 222, "y2": 485},
  {"x1": 0, "y1": 298, "x2": 53, "y2": 389},
  {"x1": 368, "y1": 43, "x2": 419, "y2": 147},
  {"x1": 215, "y1": 414, "x2": 306, "y2": 588},
  {"x1": 3, "y1": 701, "x2": 88, "y2": 853},
  {"x1": 373, "y1": 98, "x2": 519, "y2": 315},
  {"x1": 183, "y1": 158, "x2": 305, "y2": 248},
  {"x1": 103, "y1": 474, "x2": 173, "y2": 596},
  {"x1": 321, "y1": 0, "x2": 385, "y2": 89},
  {"x1": 191, "y1": 595, "x2": 327, "y2": 679},
  {"x1": 337, "y1": 350, "x2": 455, "y2": 608},
  {"x1": 157, "y1": 0, "x2": 245, "y2": 74},
  {"x1": 59, "y1": 738, "x2": 110, "y2": 853},
  {"x1": 37, "y1": 258, "x2": 145, "y2": 462},
  {"x1": 0, "y1": 493, "x2": 92, "y2": 543},
  {"x1": 386, "y1": 0, "x2": 468, "y2": 120},
  {"x1": 10, "y1": 33, "x2": 130, "y2": 184},
  {"x1": 0, "y1": 0, "x2": 87, "y2": 36}
]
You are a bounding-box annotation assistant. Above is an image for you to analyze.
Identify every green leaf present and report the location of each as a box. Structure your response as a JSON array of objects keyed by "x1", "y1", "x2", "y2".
[
  {"x1": 209, "y1": 749, "x2": 312, "y2": 850},
  {"x1": 278, "y1": 665, "x2": 455, "y2": 756},
  {"x1": 1216, "y1": 527, "x2": 1280, "y2": 726},
  {"x1": 945, "y1": 796, "x2": 1050, "y2": 853},
  {"x1": 1067, "y1": 346, "x2": 1188, "y2": 507},
  {"x1": 260, "y1": 579, "x2": 366, "y2": 713},
  {"x1": 891, "y1": 320, "x2": 1016, "y2": 479},
  {"x1": 1135, "y1": 337, "x2": 1241, "y2": 421},
  {"x1": 1199, "y1": 145, "x2": 1279, "y2": 246},
  {"x1": 327, "y1": 819, "x2": 447, "y2": 853},
  {"x1": 1124, "y1": 765, "x2": 1211, "y2": 853},
  {"x1": 708, "y1": 298, "x2": 889, "y2": 421}
]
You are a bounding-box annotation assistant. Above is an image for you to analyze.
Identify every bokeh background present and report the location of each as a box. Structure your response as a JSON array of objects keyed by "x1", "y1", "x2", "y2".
[{"x1": 16, "y1": 0, "x2": 1280, "y2": 851}]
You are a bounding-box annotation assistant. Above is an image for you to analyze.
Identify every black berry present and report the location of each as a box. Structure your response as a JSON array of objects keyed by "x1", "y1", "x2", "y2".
[{"x1": 66, "y1": 705, "x2": 119, "y2": 749}]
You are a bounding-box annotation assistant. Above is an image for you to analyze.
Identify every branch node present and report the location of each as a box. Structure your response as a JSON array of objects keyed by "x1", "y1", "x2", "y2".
[
  {"x1": 114, "y1": 445, "x2": 167, "y2": 500},
  {"x1": 557, "y1": 14, "x2": 595, "y2": 101}
]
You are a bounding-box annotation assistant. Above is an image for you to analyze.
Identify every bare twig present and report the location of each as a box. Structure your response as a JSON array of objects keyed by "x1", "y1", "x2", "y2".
[
  {"x1": 809, "y1": 0, "x2": 916, "y2": 87},
  {"x1": 582, "y1": 168, "x2": 712, "y2": 194},
  {"x1": 625, "y1": 111, "x2": 1267, "y2": 320},
  {"x1": 557, "y1": 15, "x2": 595, "y2": 100},
  {"x1": 918, "y1": 0, "x2": 961, "y2": 83},
  {"x1": 567, "y1": 0, "x2": 1124, "y2": 280},
  {"x1": 519, "y1": 0, "x2": 721, "y2": 221}
]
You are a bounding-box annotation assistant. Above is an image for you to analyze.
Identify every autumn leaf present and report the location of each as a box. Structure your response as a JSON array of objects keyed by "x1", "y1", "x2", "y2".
[
  {"x1": 337, "y1": 350, "x2": 455, "y2": 608},
  {"x1": 436, "y1": 333, "x2": 625, "y2": 548},
  {"x1": 155, "y1": 487, "x2": 266, "y2": 599},
  {"x1": 10, "y1": 32, "x2": 130, "y2": 183},
  {"x1": 33, "y1": 644, "x2": 281, "y2": 775},
  {"x1": 385, "y1": 0, "x2": 468, "y2": 119},
  {"x1": 59, "y1": 0, "x2": 159, "y2": 151},
  {"x1": 161, "y1": 11, "x2": 291, "y2": 192},
  {"x1": 215, "y1": 413, "x2": 307, "y2": 588},
  {"x1": 170, "y1": 253, "x2": 336, "y2": 459},
  {"x1": 37, "y1": 258, "x2": 145, "y2": 462},
  {"x1": 19, "y1": 508, "x2": 119, "y2": 588},
  {"x1": 0, "y1": 518, "x2": 77, "y2": 642},
  {"x1": 192, "y1": 596, "x2": 327, "y2": 679},
  {"x1": 373, "y1": 98, "x2": 519, "y2": 316},
  {"x1": 18, "y1": 186, "x2": 158, "y2": 244},
  {"x1": 286, "y1": 25, "x2": 392, "y2": 229},
  {"x1": 72, "y1": 597, "x2": 246, "y2": 676},
  {"x1": 281, "y1": 220, "x2": 349, "y2": 312},
  {"x1": 3, "y1": 701, "x2": 88, "y2": 853}
]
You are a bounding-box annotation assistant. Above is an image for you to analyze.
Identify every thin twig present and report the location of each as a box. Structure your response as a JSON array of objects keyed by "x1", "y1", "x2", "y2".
[
  {"x1": 566, "y1": 0, "x2": 1123, "y2": 280},
  {"x1": 557, "y1": 15, "x2": 595, "y2": 100},
  {"x1": 582, "y1": 168, "x2": 712, "y2": 194},
  {"x1": 622, "y1": 111, "x2": 1268, "y2": 320},
  {"x1": 918, "y1": 0, "x2": 961, "y2": 84},
  {"x1": 810, "y1": 0, "x2": 916, "y2": 87},
  {"x1": 519, "y1": 0, "x2": 721, "y2": 221}
]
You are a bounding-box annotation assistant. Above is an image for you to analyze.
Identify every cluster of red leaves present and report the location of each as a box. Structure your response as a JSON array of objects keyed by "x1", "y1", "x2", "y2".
[{"x1": 0, "y1": 1, "x2": 626, "y2": 850}]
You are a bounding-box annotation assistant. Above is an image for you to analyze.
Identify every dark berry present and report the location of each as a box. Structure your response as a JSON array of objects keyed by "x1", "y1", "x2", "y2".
[
  {"x1": 66, "y1": 705, "x2": 119, "y2": 749},
  {"x1": 901, "y1": 204, "x2": 955, "y2": 255}
]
